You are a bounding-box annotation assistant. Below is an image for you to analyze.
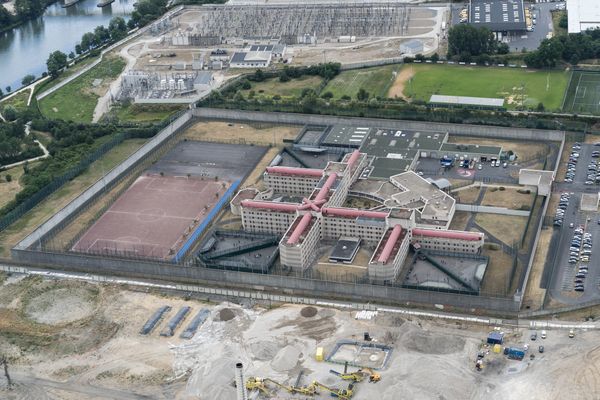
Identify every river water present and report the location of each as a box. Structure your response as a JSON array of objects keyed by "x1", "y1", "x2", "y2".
[{"x1": 0, "y1": 0, "x2": 134, "y2": 91}]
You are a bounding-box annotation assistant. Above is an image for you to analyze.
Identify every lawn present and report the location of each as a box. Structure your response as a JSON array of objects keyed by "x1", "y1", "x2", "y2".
[
  {"x1": 395, "y1": 64, "x2": 570, "y2": 111},
  {"x1": 39, "y1": 56, "x2": 126, "y2": 123},
  {"x1": 242, "y1": 75, "x2": 324, "y2": 98},
  {"x1": 323, "y1": 64, "x2": 401, "y2": 99},
  {"x1": 0, "y1": 165, "x2": 29, "y2": 209},
  {"x1": 0, "y1": 138, "x2": 147, "y2": 257},
  {"x1": 475, "y1": 213, "x2": 528, "y2": 247},
  {"x1": 114, "y1": 104, "x2": 185, "y2": 123},
  {"x1": 0, "y1": 90, "x2": 30, "y2": 112}
]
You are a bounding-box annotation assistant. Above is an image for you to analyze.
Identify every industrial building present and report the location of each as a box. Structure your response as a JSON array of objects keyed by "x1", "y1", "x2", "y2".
[
  {"x1": 400, "y1": 39, "x2": 424, "y2": 55},
  {"x1": 231, "y1": 150, "x2": 484, "y2": 281},
  {"x1": 567, "y1": 0, "x2": 600, "y2": 33},
  {"x1": 429, "y1": 95, "x2": 505, "y2": 110},
  {"x1": 468, "y1": 0, "x2": 527, "y2": 39},
  {"x1": 229, "y1": 44, "x2": 287, "y2": 68}
]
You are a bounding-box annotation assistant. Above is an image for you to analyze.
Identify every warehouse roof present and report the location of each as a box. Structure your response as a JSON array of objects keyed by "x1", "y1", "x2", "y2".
[
  {"x1": 430, "y1": 95, "x2": 505, "y2": 108},
  {"x1": 468, "y1": 0, "x2": 527, "y2": 32}
]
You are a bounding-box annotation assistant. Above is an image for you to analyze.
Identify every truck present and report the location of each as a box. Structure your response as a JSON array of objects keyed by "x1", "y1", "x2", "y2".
[{"x1": 506, "y1": 347, "x2": 525, "y2": 360}]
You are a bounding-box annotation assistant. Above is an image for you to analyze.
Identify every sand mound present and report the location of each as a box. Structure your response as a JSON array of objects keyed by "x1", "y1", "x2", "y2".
[
  {"x1": 219, "y1": 308, "x2": 236, "y2": 322},
  {"x1": 404, "y1": 329, "x2": 465, "y2": 355},
  {"x1": 300, "y1": 306, "x2": 317, "y2": 318},
  {"x1": 271, "y1": 344, "x2": 302, "y2": 372},
  {"x1": 249, "y1": 340, "x2": 280, "y2": 361},
  {"x1": 25, "y1": 287, "x2": 96, "y2": 325}
]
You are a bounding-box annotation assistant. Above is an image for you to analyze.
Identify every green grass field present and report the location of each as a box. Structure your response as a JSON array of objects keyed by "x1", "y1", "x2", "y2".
[
  {"x1": 323, "y1": 64, "x2": 400, "y2": 99},
  {"x1": 39, "y1": 57, "x2": 126, "y2": 123},
  {"x1": 113, "y1": 104, "x2": 185, "y2": 123},
  {"x1": 398, "y1": 64, "x2": 570, "y2": 111},
  {"x1": 0, "y1": 91, "x2": 30, "y2": 113},
  {"x1": 562, "y1": 70, "x2": 600, "y2": 115},
  {"x1": 242, "y1": 75, "x2": 324, "y2": 98}
]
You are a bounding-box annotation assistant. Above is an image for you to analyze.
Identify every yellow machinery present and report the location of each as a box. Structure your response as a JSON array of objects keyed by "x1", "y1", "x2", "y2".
[
  {"x1": 329, "y1": 369, "x2": 364, "y2": 383},
  {"x1": 245, "y1": 377, "x2": 271, "y2": 396},
  {"x1": 312, "y1": 381, "x2": 354, "y2": 399},
  {"x1": 358, "y1": 368, "x2": 381, "y2": 383}
]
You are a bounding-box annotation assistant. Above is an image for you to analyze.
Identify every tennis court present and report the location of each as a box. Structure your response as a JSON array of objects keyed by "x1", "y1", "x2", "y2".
[{"x1": 563, "y1": 70, "x2": 600, "y2": 115}]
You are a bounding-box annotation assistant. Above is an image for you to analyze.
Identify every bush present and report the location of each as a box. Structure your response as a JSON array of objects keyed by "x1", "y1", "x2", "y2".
[
  {"x1": 2, "y1": 105, "x2": 17, "y2": 122},
  {"x1": 498, "y1": 186, "x2": 505, "y2": 191},
  {"x1": 5, "y1": 174, "x2": 12, "y2": 182}
]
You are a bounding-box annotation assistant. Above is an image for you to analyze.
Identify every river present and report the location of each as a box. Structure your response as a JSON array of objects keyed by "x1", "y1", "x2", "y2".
[{"x1": 0, "y1": 0, "x2": 134, "y2": 92}]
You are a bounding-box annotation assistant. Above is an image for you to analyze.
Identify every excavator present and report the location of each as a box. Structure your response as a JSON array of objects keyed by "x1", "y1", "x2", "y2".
[
  {"x1": 245, "y1": 376, "x2": 317, "y2": 397},
  {"x1": 312, "y1": 381, "x2": 354, "y2": 399},
  {"x1": 358, "y1": 367, "x2": 381, "y2": 383}
]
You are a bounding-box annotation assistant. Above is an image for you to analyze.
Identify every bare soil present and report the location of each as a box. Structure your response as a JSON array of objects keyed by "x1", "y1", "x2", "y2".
[{"x1": 388, "y1": 65, "x2": 415, "y2": 100}]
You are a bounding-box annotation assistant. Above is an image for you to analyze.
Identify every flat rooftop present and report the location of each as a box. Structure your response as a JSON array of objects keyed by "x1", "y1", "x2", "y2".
[
  {"x1": 468, "y1": 0, "x2": 527, "y2": 32},
  {"x1": 430, "y1": 95, "x2": 505, "y2": 108},
  {"x1": 322, "y1": 126, "x2": 371, "y2": 148},
  {"x1": 440, "y1": 143, "x2": 502, "y2": 157}
]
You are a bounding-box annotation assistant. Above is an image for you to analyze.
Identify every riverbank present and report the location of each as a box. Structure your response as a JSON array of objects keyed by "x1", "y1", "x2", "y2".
[{"x1": 0, "y1": 0, "x2": 60, "y2": 35}]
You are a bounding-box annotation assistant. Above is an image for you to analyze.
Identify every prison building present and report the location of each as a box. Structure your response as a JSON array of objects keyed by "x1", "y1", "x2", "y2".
[
  {"x1": 263, "y1": 166, "x2": 323, "y2": 196},
  {"x1": 240, "y1": 201, "x2": 298, "y2": 235},
  {"x1": 368, "y1": 225, "x2": 410, "y2": 282},
  {"x1": 411, "y1": 228, "x2": 484, "y2": 253}
]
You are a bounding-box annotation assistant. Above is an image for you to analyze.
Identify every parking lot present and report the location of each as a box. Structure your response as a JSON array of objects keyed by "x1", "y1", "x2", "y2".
[
  {"x1": 548, "y1": 142, "x2": 600, "y2": 303},
  {"x1": 417, "y1": 157, "x2": 519, "y2": 184}
]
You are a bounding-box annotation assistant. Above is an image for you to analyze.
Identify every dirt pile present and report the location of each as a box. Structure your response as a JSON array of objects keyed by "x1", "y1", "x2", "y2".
[
  {"x1": 219, "y1": 308, "x2": 236, "y2": 321},
  {"x1": 300, "y1": 306, "x2": 317, "y2": 318},
  {"x1": 249, "y1": 340, "x2": 280, "y2": 361}
]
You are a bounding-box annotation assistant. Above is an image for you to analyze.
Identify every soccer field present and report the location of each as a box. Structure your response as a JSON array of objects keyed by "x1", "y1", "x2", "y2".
[
  {"x1": 392, "y1": 64, "x2": 570, "y2": 111},
  {"x1": 562, "y1": 70, "x2": 600, "y2": 115}
]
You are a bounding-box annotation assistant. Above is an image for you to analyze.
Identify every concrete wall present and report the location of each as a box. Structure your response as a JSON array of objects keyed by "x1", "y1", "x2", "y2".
[
  {"x1": 11, "y1": 249, "x2": 520, "y2": 313},
  {"x1": 192, "y1": 108, "x2": 566, "y2": 142},
  {"x1": 455, "y1": 204, "x2": 531, "y2": 216}
]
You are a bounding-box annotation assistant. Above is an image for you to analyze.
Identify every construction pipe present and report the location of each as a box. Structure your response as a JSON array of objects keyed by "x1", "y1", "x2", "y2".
[{"x1": 235, "y1": 362, "x2": 248, "y2": 400}]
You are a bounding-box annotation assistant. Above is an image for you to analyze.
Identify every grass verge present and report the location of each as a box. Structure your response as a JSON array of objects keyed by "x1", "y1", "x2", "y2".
[{"x1": 39, "y1": 56, "x2": 126, "y2": 122}]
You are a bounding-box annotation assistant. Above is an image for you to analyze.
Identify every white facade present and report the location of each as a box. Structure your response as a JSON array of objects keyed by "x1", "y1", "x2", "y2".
[{"x1": 567, "y1": 0, "x2": 600, "y2": 33}]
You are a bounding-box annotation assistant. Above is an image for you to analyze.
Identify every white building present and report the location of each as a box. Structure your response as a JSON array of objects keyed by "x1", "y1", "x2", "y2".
[
  {"x1": 230, "y1": 51, "x2": 272, "y2": 68},
  {"x1": 231, "y1": 150, "x2": 484, "y2": 277},
  {"x1": 567, "y1": 0, "x2": 600, "y2": 33}
]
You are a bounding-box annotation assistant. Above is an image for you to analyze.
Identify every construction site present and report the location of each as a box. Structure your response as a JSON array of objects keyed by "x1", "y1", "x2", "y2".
[{"x1": 0, "y1": 274, "x2": 599, "y2": 400}]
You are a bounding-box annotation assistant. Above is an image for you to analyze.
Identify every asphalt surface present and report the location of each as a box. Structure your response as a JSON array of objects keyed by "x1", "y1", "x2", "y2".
[
  {"x1": 549, "y1": 143, "x2": 600, "y2": 304},
  {"x1": 417, "y1": 158, "x2": 519, "y2": 184}
]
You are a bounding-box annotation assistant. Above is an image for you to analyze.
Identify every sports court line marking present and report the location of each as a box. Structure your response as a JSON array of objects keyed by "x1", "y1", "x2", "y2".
[
  {"x1": 84, "y1": 237, "x2": 159, "y2": 252},
  {"x1": 575, "y1": 86, "x2": 586, "y2": 99},
  {"x1": 105, "y1": 210, "x2": 206, "y2": 221}
]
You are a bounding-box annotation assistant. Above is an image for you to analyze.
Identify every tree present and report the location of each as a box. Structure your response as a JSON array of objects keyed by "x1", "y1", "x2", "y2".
[
  {"x1": 241, "y1": 80, "x2": 251, "y2": 90},
  {"x1": 0, "y1": 88, "x2": 3, "y2": 98},
  {"x1": 279, "y1": 71, "x2": 290, "y2": 82},
  {"x1": 536, "y1": 102, "x2": 545, "y2": 112},
  {"x1": 321, "y1": 91, "x2": 333, "y2": 99},
  {"x1": 21, "y1": 74, "x2": 35, "y2": 86},
  {"x1": 559, "y1": 14, "x2": 568, "y2": 29},
  {"x1": 80, "y1": 32, "x2": 96, "y2": 52},
  {"x1": 5, "y1": 174, "x2": 12, "y2": 182},
  {"x1": 75, "y1": 44, "x2": 83, "y2": 55},
  {"x1": 2, "y1": 105, "x2": 17, "y2": 122},
  {"x1": 5, "y1": 86, "x2": 10, "y2": 93},
  {"x1": 356, "y1": 88, "x2": 369, "y2": 101},
  {"x1": 430, "y1": 52, "x2": 440, "y2": 62},
  {"x1": 0, "y1": 6, "x2": 13, "y2": 27},
  {"x1": 93, "y1": 25, "x2": 110, "y2": 45},
  {"x1": 68, "y1": 51, "x2": 75, "y2": 59},
  {"x1": 108, "y1": 17, "x2": 128, "y2": 42},
  {"x1": 447, "y1": 24, "x2": 497, "y2": 59},
  {"x1": 46, "y1": 51, "x2": 68, "y2": 78},
  {"x1": 15, "y1": 0, "x2": 43, "y2": 18},
  {"x1": 497, "y1": 43, "x2": 510, "y2": 55}
]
